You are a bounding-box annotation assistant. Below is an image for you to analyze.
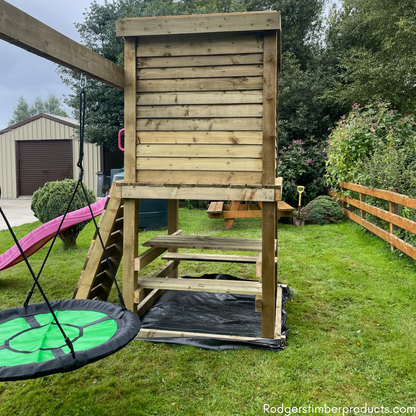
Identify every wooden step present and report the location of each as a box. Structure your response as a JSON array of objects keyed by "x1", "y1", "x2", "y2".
[
  {"x1": 76, "y1": 183, "x2": 124, "y2": 301},
  {"x1": 136, "y1": 277, "x2": 261, "y2": 295},
  {"x1": 143, "y1": 235, "x2": 262, "y2": 252},
  {"x1": 162, "y1": 252, "x2": 258, "y2": 263}
]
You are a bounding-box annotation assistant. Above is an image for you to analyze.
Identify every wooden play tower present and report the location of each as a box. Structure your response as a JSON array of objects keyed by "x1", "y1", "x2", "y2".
[
  {"x1": 78, "y1": 12, "x2": 283, "y2": 340},
  {"x1": 0, "y1": 2, "x2": 284, "y2": 341}
]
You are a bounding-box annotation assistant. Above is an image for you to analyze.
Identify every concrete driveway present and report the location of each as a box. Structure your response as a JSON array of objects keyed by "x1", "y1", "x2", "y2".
[{"x1": 0, "y1": 198, "x2": 38, "y2": 231}]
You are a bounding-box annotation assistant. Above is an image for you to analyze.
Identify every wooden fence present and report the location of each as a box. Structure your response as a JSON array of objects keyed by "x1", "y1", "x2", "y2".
[{"x1": 329, "y1": 182, "x2": 416, "y2": 261}]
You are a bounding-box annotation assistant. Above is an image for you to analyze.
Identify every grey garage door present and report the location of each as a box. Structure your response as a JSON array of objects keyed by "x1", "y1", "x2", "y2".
[{"x1": 17, "y1": 140, "x2": 73, "y2": 196}]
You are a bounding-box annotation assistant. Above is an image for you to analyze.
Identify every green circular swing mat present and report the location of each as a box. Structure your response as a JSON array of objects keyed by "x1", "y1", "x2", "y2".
[{"x1": 0, "y1": 299, "x2": 141, "y2": 381}]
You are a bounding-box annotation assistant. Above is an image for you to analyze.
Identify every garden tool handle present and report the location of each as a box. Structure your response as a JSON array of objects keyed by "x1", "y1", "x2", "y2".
[{"x1": 297, "y1": 186, "x2": 305, "y2": 207}]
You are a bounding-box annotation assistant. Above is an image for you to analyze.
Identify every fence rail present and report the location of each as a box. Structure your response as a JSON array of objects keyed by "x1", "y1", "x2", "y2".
[{"x1": 329, "y1": 182, "x2": 416, "y2": 261}]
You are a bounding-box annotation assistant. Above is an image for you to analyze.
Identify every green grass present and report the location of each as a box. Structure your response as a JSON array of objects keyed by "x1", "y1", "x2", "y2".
[{"x1": 0, "y1": 210, "x2": 415, "y2": 415}]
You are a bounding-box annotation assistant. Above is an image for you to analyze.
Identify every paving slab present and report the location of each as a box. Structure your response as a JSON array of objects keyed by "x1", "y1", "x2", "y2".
[{"x1": 0, "y1": 198, "x2": 38, "y2": 231}]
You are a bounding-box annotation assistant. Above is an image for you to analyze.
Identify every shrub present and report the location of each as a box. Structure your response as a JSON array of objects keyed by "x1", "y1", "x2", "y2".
[
  {"x1": 301, "y1": 195, "x2": 345, "y2": 225},
  {"x1": 31, "y1": 179, "x2": 96, "y2": 250},
  {"x1": 278, "y1": 140, "x2": 327, "y2": 207},
  {"x1": 326, "y1": 102, "x2": 416, "y2": 192}
]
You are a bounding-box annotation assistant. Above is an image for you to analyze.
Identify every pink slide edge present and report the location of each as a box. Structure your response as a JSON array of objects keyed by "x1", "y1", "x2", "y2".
[{"x1": 0, "y1": 196, "x2": 109, "y2": 272}]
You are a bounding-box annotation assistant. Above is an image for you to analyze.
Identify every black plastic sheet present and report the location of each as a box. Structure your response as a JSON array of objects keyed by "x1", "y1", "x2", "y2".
[{"x1": 138, "y1": 274, "x2": 290, "y2": 351}]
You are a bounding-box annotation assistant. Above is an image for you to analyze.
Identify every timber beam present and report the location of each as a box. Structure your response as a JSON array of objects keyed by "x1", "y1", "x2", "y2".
[
  {"x1": 119, "y1": 182, "x2": 282, "y2": 202},
  {"x1": 0, "y1": 0, "x2": 124, "y2": 89}
]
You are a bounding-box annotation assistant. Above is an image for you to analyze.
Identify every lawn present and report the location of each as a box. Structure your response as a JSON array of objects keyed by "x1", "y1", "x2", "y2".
[{"x1": 0, "y1": 209, "x2": 415, "y2": 415}]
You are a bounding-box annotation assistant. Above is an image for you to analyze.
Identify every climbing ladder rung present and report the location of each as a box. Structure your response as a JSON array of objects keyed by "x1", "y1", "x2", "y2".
[{"x1": 75, "y1": 183, "x2": 124, "y2": 301}]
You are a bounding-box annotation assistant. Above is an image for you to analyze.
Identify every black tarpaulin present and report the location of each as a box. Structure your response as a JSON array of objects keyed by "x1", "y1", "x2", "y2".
[{"x1": 138, "y1": 274, "x2": 290, "y2": 351}]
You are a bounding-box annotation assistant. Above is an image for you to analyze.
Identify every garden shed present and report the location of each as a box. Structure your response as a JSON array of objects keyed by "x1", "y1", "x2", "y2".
[{"x1": 0, "y1": 113, "x2": 102, "y2": 198}]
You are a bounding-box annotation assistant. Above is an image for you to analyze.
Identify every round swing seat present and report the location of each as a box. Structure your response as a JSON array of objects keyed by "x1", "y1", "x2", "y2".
[{"x1": 0, "y1": 299, "x2": 141, "y2": 381}]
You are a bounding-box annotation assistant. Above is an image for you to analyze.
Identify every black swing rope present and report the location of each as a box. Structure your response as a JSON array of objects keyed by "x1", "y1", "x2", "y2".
[{"x1": 0, "y1": 74, "x2": 127, "y2": 362}]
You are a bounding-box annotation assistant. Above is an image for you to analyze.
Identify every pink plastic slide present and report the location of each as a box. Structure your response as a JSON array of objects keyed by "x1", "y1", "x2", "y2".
[{"x1": 0, "y1": 196, "x2": 109, "y2": 272}]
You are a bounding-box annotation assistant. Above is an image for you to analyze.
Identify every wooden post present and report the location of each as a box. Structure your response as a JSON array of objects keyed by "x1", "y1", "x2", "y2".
[
  {"x1": 261, "y1": 30, "x2": 278, "y2": 338},
  {"x1": 224, "y1": 201, "x2": 240, "y2": 230},
  {"x1": 168, "y1": 199, "x2": 179, "y2": 278},
  {"x1": 123, "y1": 37, "x2": 138, "y2": 311},
  {"x1": 389, "y1": 187, "x2": 399, "y2": 252},
  {"x1": 359, "y1": 192, "x2": 366, "y2": 219}
]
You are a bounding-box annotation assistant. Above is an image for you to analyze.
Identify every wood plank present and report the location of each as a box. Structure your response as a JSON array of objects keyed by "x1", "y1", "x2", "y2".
[
  {"x1": 137, "y1": 131, "x2": 263, "y2": 145},
  {"x1": 151, "y1": 260, "x2": 179, "y2": 278},
  {"x1": 75, "y1": 191, "x2": 123, "y2": 300},
  {"x1": 137, "y1": 104, "x2": 263, "y2": 118},
  {"x1": 123, "y1": 199, "x2": 140, "y2": 311},
  {"x1": 162, "y1": 253, "x2": 258, "y2": 263},
  {"x1": 256, "y1": 253, "x2": 262, "y2": 279},
  {"x1": 262, "y1": 31, "x2": 278, "y2": 185},
  {"x1": 136, "y1": 144, "x2": 262, "y2": 158},
  {"x1": 143, "y1": 235, "x2": 262, "y2": 252},
  {"x1": 168, "y1": 199, "x2": 179, "y2": 278},
  {"x1": 138, "y1": 65, "x2": 262, "y2": 79},
  {"x1": 262, "y1": 201, "x2": 276, "y2": 338},
  {"x1": 135, "y1": 33, "x2": 263, "y2": 57},
  {"x1": 134, "y1": 247, "x2": 167, "y2": 271},
  {"x1": 207, "y1": 201, "x2": 223, "y2": 214},
  {"x1": 122, "y1": 185, "x2": 276, "y2": 202},
  {"x1": 341, "y1": 208, "x2": 416, "y2": 261},
  {"x1": 0, "y1": 0, "x2": 124, "y2": 89},
  {"x1": 137, "y1": 91, "x2": 263, "y2": 106},
  {"x1": 274, "y1": 285, "x2": 283, "y2": 339},
  {"x1": 137, "y1": 77, "x2": 263, "y2": 92},
  {"x1": 389, "y1": 188, "x2": 399, "y2": 252},
  {"x1": 340, "y1": 182, "x2": 416, "y2": 209},
  {"x1": 137, "y1": 158, "x2": 262, "y2": 172},
  {"x1": 209, "y1": 210, "x2": 263, "y2": 219},
  {"x1": 331, "y1": 192, "x2": 416, "y2": 235},
  {"x1": 124, "y1": 37, "x2": 137, "y2": 182},
  {"x1": 224, "y1": 201, "x2": 240, "y2": 230},
  {"x1": 136, "y1": 170, "x2": 263, "y2": 185},
  {"x1": 116, "y1": 11, "x2": 280, "y2": 37},
  {"x1": 207, "y1": 202, "x2": 217, "y2": 214},
  {"x1": 136, "y1": 289, "x2": 165, "y2": 317},
  {"x1": 137, "y1": 328, "x2": 286, "y2": 341},
  {"x1": 137, "y1": 277, "x2": 261, "y2": 295},
  {"x1": 137, "y1": 118, "x2": 263, "y2": 131},
  {"x1": 137, "y1": 54, "x2": 264, "y2": 68}
]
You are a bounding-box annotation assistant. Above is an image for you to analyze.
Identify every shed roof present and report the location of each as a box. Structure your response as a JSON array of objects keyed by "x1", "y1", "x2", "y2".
[{"x1": 0, "y1": 113, "x2": 78, "y2": 135}]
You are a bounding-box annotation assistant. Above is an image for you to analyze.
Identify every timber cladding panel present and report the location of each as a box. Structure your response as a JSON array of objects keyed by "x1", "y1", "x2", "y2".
[{"x1": 116, "y1": 12, "x2": 280, "y2": 186}]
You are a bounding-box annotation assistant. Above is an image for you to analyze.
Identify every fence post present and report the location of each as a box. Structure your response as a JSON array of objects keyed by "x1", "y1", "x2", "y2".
[
  {"x1": 389, "y1": 187, "x2": 399, "y2": 252},
  {"x1": 359, "y1": 183, "x2": 365, "y2": 219}
]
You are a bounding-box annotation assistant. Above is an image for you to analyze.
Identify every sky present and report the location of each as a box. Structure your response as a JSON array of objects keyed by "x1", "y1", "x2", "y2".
[{"x1": 0, "y1": 0, "x2": 107, "y2": 129}]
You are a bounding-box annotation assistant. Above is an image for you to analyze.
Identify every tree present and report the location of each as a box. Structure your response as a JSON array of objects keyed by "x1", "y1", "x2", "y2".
[
  {"x1": 60, "y1": 0, "x2": 333, "y2": 151},
  {"x1": 326, "y1": 0, "x2": 416, "y2": 114},
  {"x1": 8, "y1": 96, "x2": 31, "y2": 126},
  {"x1": 8, "y1": 94, "x2": 68, "y2": 126}
]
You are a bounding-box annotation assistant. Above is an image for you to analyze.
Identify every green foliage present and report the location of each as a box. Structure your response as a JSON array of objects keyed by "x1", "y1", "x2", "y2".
[
  {"x1": 8, "y1": 95, "x2": 68, "y2": 126},
  {"x1": 31, "y1": 179, "x2": 96, "y2": 250},
  {"x1": 279, "y1": 52, "x2": 339, "y2": 147},
  {"x1": 301, "y1": 195, "x2": 344, "y2": 225},
  {"x1": 326, "y1": 102, "x2": 416, "y2": 194},
  {"x1": 180, "y1": 199, "x2": 210, "y2": 210},
  {"x1": 278, "y1": 140, "x2": 327, "y2": 206},
  {"x1": 326, "y1": 0, "x2": 416, "y2": 114}
]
